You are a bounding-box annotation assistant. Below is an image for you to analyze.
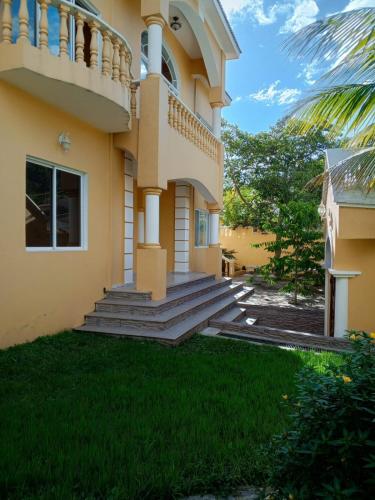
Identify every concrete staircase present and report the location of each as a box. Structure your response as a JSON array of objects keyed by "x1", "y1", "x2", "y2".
[{"x1": 76, "y1": 274, "x2": 254, "y2": 345}]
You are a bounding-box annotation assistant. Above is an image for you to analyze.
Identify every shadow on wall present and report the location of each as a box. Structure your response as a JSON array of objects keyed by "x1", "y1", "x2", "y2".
[{"x1": 220, "y1": 226, "x2": 275, "y2": 270}]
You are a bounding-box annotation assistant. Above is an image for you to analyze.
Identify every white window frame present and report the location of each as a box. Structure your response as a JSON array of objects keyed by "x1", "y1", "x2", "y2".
[
  {"x1": 26, "y1": 156, "x2": 88, "y2": 253},
  {"x1": 194, "y1": 209, "x2": 210, "y2": 248}
]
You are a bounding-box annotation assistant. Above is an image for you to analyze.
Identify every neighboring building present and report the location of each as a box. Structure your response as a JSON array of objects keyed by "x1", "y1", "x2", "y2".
[
  {"x1": 220, "y1": 226, "x2": 274, "y2": 271},
  {"x1": 322, "y1": 149, "x2": 375, "y2": 338},
  {"x1": 0, "y1": 0, "x2": 240, "y2": 348}
]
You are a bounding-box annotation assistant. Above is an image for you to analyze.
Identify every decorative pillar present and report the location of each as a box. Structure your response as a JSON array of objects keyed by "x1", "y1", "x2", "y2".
[
  {"x1": 209, "y1": 209, "x2": 220, "y2": 247},
  {"x1": 144, "y1": 188, "x2": 162, "y2": 247},
  {"x1": 138, "y1": 209, "x2": 145, "y2": 246},
  {"x1": 145, "y1": 16, "x2": 165, "y2": 75},
  {"x1": 211, "y1": 103, "x2": 222, "y2": 139},
  {"x1": 174, "y1": 182, "x2": 190, "y2": 273},
  {"x1": 124, "y1": 160, "x2": 134, "y2": 284},
  {"x1": 136, "y1": 187, "x2": 166, "y2": 300},
  {"x1": 329, "y1": 270, "x2": 361, "y2": 338}
]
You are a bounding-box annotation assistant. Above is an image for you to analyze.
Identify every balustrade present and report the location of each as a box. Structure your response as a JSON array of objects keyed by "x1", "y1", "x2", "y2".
[
  {"x1": 168, "y1": 91, "x2": 220, "y2": 162},
  {"x1": 1, "y1": 0, "x2": 133, "y2": 90}
]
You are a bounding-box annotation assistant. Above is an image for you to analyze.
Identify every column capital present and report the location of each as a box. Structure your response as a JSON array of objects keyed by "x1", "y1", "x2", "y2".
[
  {"x1": 138, "y1": 207, "x2": 145, "y2": 212},
  {"x1": 328, "y1": 269, "x2": 361, "y2": 279},
  {"x1": 143, "y1": 187, "x2": 163, "y2": 196},
  {"x1": 144, "y1": 15, "x2": 166, "y2": 28},
  {"x1": 209, "y1": 208, "x2": 221, "y2": 214},
  {"x1": 210, "y1": 101, "x2": 224, "y2": 109}
]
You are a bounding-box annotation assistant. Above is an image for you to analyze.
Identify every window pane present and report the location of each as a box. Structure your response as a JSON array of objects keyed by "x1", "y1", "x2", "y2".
[
  {"x1": 12, "y1": 0, "x2": 37, "y2": 45},
  {"x1": 195, "y1": 210, "x2": 208, "y2": 247},
  {"x1": 56, "y1": 170, "x2": 81, "y2": 247},
  {"x1": 47, "y1": 5, "x2": 61, "y2": 56},
  {"x1": 26, "y1": 162, "x2": 53, "y2": 247}
]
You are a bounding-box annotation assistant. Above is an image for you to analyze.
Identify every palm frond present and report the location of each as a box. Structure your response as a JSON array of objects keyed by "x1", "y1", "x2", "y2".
[
  {"x1": 284, "y1": 8, "x2": 375, "y2": 63},
  {"x1": 330, "y1": 148, "x2": 375, "y2": 191},
  {"x1": 289, "y1": 83, "x2": 375, "y2": 141}
]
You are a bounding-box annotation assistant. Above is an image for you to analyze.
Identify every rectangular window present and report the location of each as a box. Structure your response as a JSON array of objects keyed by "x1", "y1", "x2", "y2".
[
  {"x1": 26, "y1": 159, "x2": 86, "y2": 250},
  {"x1": 195, "y1": 209, "x2": 209, "y2": 247}
]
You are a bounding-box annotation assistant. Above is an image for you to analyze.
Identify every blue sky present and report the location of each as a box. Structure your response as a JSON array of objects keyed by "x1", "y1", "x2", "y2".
[{"x1": 221, "y1": 0, "x2": 375, "y2": 134}]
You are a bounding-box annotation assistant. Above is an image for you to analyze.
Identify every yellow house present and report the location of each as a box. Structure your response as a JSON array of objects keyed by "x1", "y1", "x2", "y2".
[
  {"x1": 323, "y1": 149, "x2": 375, "y2": 338},
  {"x1": 0, "y1": 0, "x2": 241, "y2": 348}
]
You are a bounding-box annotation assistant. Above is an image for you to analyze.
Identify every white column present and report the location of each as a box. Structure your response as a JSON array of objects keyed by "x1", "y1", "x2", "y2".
[
  {"x1": 212, "y1": 104, "x2": 222, "y2": 138},
  {"x1": 329, "y1": 270, "x2": 361, "y2": 338},
  {"x1": 138, "y1": 209, "x2": 145, "y2": 245},
  {"x1": 174, "y1": 182, "x2": 190, "y2": 273},
  {"x1": 144, "y1": 188, "x2": 162, "y2": 247},
  {"x1": 124, "y1": 161, "x2": 134, "y2": 283},
  {"x1": 146, "y1": 17, "x2": 165, "y2": 76},
  {"x1": 209, "y1": 210, "x2": 220, "y2": 247}
]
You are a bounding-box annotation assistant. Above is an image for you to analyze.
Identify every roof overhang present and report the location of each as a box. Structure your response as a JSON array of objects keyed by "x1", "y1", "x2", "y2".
[{"x1": 205, "y1": 0, "x2": 241, "y2": 60}]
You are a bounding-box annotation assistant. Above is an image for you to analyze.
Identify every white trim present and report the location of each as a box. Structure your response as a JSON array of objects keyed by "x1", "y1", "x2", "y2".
[
  {"x1": 25, "y1": 156, "x2": 88, "y2": 252},
  {"x1": 328, "y1": 269, "x2": 362, "y2": 278}
]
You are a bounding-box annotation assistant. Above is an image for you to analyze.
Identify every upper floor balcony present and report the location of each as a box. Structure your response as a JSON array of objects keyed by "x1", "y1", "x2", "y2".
[{"x1": 0, "y1": 0, "x2": 133, "y2": 132}]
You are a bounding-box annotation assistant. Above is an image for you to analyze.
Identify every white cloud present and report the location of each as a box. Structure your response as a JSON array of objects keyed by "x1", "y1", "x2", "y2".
[
  {"x1": 249, "y1": 81, "x2": 302, "y2": 106},
  {"x1": 343, "y1": 0, "x2": 375, "y2": 11},
  {"x1": 297, "y1": 61, "x2": 322, "y2": 85},
  {"x1": 220, "y1": 0, "x2": 285, "y2": 25},
  {"x1": 280, "y1": 0, "x2": 319, "y2": 33}
]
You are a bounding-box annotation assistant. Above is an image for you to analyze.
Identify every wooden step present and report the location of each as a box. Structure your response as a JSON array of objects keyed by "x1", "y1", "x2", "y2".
[
  {"x1": 96, "y1": 279, "x2": 232, "y2": 315},
  {"x1": 85, "y1": 283, "x2": 244, "y2": 331},
  {"x1": 76, "y1": 293, "x2": 240, "y2": 346}
]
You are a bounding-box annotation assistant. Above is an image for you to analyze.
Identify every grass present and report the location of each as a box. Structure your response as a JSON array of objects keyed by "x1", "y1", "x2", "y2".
[{"x1": 0, "y1": 332, "x2": 341, "y2": 499}]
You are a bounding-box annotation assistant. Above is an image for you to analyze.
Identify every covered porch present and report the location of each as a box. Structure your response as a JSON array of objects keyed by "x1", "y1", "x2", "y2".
[{"x1": 121, "y1": 159, "x2": 223, "y2": 301}]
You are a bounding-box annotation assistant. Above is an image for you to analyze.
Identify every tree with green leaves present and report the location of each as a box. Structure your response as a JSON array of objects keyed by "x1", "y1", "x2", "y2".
[
  {"x1": 222, "y1": 119, "x2": 336, "y2": 257},
  {"x1": 285, "y1": 7, "x2": 375, "y2": 189},
  {"x1": 254, "y1": 202, "x2": 324, "y2": 304}
]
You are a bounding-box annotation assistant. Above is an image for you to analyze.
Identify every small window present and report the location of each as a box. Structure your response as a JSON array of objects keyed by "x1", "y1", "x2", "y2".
[
  {"x1": 26, "y1": 160, "x2": 86, "y2": 250},
  {"x1": 195, "y1": 210, "x2": 209, "y2": 247},
  {"x1": 141, "y1": 31, "x2": 178, "y2": 90}
]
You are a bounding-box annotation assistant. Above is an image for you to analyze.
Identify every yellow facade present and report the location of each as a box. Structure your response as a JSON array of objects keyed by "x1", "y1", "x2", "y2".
[
  {"x1": 324, "y1": 150, "x2": 375, "y2": 337},
  {"x1": 0, "y1": 0, "x2": 240, "y2": 348},
  {"x1": 220, "y1": 226, "x2": 275, "y2": 270}
]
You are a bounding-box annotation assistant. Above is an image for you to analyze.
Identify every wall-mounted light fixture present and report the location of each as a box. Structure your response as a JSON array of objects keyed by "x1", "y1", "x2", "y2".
[
  {"x1": 58, "y1": 132, "x2": 71, "y2": 152},
  {"x1": 170, "y1": 16, "x2": 182, "y2": 31},
  {"x1": 318, "y1": 202, "x2": 326, "y2": 219}
]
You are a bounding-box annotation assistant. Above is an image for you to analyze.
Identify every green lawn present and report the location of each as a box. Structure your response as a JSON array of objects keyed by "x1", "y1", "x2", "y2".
[{"x1": 0, "y1": 332, "x2": 340, "y2": 499}]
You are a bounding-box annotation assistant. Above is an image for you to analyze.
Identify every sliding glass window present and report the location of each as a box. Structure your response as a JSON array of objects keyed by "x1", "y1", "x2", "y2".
[{"x1": 26, "y1": 160, "x2": 86, "y2": 250}]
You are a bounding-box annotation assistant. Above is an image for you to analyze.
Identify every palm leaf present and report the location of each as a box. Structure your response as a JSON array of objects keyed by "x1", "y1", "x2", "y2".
[{"x1": 290, "y1": 83, "x2": 375, "y2": 140}]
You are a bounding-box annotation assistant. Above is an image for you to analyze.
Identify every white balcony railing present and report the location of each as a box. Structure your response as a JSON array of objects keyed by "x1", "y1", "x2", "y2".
[
  {"x1": 1, "y1": 0, "x2": 133, "y2": 88},
  {"x1": 167, "y1": 90, "x2": 220, "y2": 162}
]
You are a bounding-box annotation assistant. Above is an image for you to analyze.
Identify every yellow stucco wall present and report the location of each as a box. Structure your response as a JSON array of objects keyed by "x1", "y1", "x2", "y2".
[
  {"x1": 0, "y1": 0, "x2": 230, "y2": 347},
  {"x1": 334, "y1": 238, "x2": 375, "y2": 332},
  {"x1": 220, "y1": 227, "x2": 274, "y2": 269},
  {"x1": 0, "y1": 82, "x2": 123, "y2": 348}
]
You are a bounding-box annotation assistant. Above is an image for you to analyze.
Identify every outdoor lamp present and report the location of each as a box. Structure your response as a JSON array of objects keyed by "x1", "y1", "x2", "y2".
[
  {"x1": 170, "y1": 16, "x2": 182, "y2": 31},
  {"x1": 318, "y1": 202, "x2": 326, "y2": 219}
]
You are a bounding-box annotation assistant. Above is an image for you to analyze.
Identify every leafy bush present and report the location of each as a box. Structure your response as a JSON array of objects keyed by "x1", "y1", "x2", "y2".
[{"x1": 267, "y1": 332, "x2": 375, "y2": 499}]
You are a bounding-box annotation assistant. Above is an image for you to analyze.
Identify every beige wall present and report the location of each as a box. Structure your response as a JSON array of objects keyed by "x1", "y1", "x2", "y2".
[
  {"x1": 220, "y1": 227, "x2": 274, "y2": 269},
  {"x1": 0, "y1": 82, "x2": 124, "y2": 348},
  {"x1": 333, "y1": 238, "x2": 375, "y2": 332}
]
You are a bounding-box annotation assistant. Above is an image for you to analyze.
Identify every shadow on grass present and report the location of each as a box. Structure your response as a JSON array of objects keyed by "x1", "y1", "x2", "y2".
[{"x1": 0, "y1": 332, "x2": 341, "y2": 499}]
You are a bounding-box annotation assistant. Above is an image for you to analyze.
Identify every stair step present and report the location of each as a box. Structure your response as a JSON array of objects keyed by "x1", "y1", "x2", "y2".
[
  {"x1": 166, "y1": 274, "x2": 216, "y2": 294},
  {"x1": 85, "y1": 283, "x2": 244, "y2": 331},
  {"x1": 106, "y1": 288, "x2": 152, "y2": 301},
  {"x1": 213, "y1": 307, "x2": 245, "y2": 323},
  {"x1": 96, "y1": 278, "x2": 232, "y2": 315},
  {"x1": 76, "y1": 293, "x2": 239, "y2": 345},
  {"x1": 234, "y1": 287, "x2": 254, "y2": 302}
]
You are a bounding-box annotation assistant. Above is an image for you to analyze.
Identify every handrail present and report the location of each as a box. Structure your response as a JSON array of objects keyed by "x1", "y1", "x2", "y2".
[
  {"x1": 161, "y1": 74, "x2": 217, "y2": 141},
  {"x1": 167, "y1": 87, "x2": 220, "y2": 162},
  {"x1": 1, "y1": 0, "x2": 133, "y2": 83},
  {"x1": 52, "y1": 0, "x2": 133, "y2": 69}
]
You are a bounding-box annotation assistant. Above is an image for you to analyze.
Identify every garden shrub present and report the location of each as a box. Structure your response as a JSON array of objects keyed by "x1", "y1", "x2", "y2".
[{"x1": 267, "y1": 332, "x2": 375, "y2": 499}]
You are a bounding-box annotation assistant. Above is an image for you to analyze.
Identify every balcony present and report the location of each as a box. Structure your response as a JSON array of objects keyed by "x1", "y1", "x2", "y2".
[
  {"x1": 0, "y1": 0, "x2": 133, "y2": 132},
  {"x1": 137, "y1": 75, "x2": 223, "y2": 206}
]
